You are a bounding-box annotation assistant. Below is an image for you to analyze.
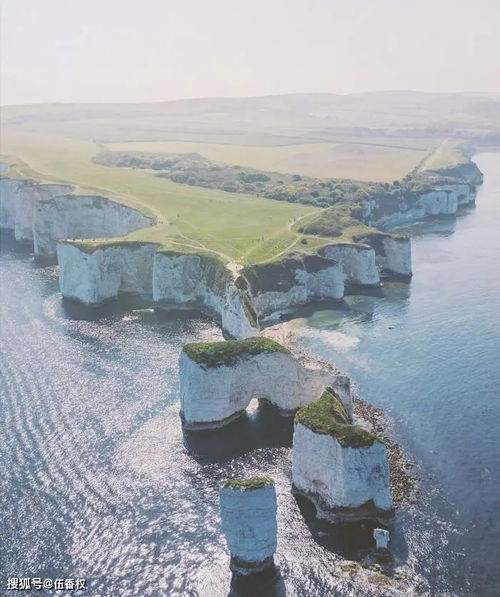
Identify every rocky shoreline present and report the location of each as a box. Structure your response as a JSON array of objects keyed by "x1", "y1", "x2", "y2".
[
  {"x1": 263, "y1": 322, "x2": 417, "y2": 510},
  {"x1": 353, "y1": 397, "x2": 417, "y2": 507}
]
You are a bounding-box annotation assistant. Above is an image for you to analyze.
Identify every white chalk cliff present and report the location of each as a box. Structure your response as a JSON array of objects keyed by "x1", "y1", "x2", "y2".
[
  {"x1": 354, "y1": 234, "x2": 412, "y2": 278},
  {"x1": 153, "y1": 251, "x2": 258, "y2": 339},
  {"x1": 292, "y1": 390, "x2": 392, "y2": 523},
  {"x1": 0, "y1": 178, "x2": 73, "y2": 243},
  {"x1": 320, "y1": 243, "x2": 380, "y2": 286},
  {"x1": 237, "y1": 255, "x2": 344, "y2": 322},
  {"x1": 179, "y1": 337, "x2": 351, "y2": 429},
  {"x1": 58, "y1": 243, "x2": 259, "y2": 338},
  {"x1": 57, "y1": 241, "x2": 159, "y2": 304},
  {"x1": 0, "y1": 176, "x2": 152, "y2": 260},
  {"x1": 219, "y1": 479, "x2": 278, "y2": 574},
  {"x1": 34, "y1": 194, "x2": 152, "y2": 260},
  {"x1": 367, "y1": 183, "x2": 477, "y2": 229}
]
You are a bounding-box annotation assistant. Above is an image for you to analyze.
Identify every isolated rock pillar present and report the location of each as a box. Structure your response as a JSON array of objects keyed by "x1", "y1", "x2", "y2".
[{"x1": 219, "y1": 478, "x2": 278, "y2": 576}]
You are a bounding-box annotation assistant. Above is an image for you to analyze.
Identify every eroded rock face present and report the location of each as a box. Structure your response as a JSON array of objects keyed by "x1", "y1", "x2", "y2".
[
  {"x1": 219, "y1": 480, "x2": 277, "y2": 575},
  {"x1": 0, "y1": 178, "x2": 152, "y2": 258},
  {"x1": 238, "y1": 255, "x2": 344, "y2": 321},
  {"x1": 57, "y1": 242, "x2": 159, "y2": 304},
  {"x1": 34, "y1": 194, "x2": 152, "y2": 259},
  {"x1": 354, "y1": 234, "x2": 412, "y2": 278},
  {"x1": 179, "y1": 338, "x2": 351, "y2": 429},
  {"x1": 320, "y1": 243, "x2": 380, "y2": 286},
  {"x1": 375, "y1": 236, "x2": 412, "y2": 277},
  {"x1": 58, "y1": 244, "x2": 258, "y2": 338},
  {"x1": 0, "y1": 178, "x2": 23, "y2": 230},
  {"x1": 291, "y1": 388, "x2": 392, "y2": 523},
  {"x1": 0, "y1": 178, "x2": 74, "y2": 243},
  {"x1": 153, "y1": 251, "x2": 259, "y2": 338},
  {"x1": 292, "y1": 422, "x2": 392, "y2": 523},
  {"x1": 369, "y1": 183, "x2": 477, "y2": 229}
]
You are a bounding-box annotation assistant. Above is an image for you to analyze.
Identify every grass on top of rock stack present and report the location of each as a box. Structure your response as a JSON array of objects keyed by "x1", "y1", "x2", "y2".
[
  {"x1": 222, "y1": 477, "x2": 274, "y2": 490},
  {"x1": 295, "y1": 388, "x2": 377, "y2": 448},
  {"x1": 183, "y1": 336, "x2": 291, "y2": 368}
]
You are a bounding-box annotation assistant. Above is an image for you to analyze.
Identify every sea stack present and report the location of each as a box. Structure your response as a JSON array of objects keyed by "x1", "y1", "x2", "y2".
[
  {"x1": 219, "y1": 477, "x2": 278, "y2": 577},
  {"x1": 179, "y1": 336, "x2": 352, "y2": 429},
  {"x1": 292, "y1": 388, "x2": 393, "y2": 523}
]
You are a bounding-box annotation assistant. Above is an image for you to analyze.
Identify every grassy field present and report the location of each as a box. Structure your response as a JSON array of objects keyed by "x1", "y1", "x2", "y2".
[
  {"x1": 420, "y1": 139, "x2": 469, "y2": 171},
  {"x1": 2, "y1": 93, "x2": 494, "y2": 265},
  {"x1": 106, "y1": 138, "x2": 435, "y2": 182},
  {"x1": 1, "y1": 131, "x2": 323, "y2": 264}
]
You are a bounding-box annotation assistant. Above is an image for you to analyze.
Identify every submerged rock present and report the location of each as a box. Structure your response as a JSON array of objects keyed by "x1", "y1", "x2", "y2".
[
  {"x1": 179, "y1": 337, "x2": 351, "y2": 429},
  {"x1": 292, "y1": 389, "x2": 393, "y2": 523},
  {"x1": 219, "y1": 477, "x2": 278, "y2": 577}
]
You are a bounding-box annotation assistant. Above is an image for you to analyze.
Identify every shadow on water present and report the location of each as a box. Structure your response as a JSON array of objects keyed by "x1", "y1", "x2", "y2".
[
  {"x1": 228, "y1": 569, "x2": 287, "y2": 597},
  {"x1": 0, "y1": 228, "x2": 32, "y2": 254},
  {"x1": 183, "y1": 403, "x2": 294, "y2": 464},
  {"x1": 293, "y1": 494, "x2": 410, "y2": 567}
]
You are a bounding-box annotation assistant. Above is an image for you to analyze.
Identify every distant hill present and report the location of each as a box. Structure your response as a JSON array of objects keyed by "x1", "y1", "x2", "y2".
[{"x1": 2, "y1": 91, "x2": 500, "y2": 145}]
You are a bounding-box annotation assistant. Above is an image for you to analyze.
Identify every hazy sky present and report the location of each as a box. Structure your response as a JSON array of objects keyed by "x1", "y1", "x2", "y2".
[{"x1": 2, "y1": 0, "x2": 499, "y2": 105}]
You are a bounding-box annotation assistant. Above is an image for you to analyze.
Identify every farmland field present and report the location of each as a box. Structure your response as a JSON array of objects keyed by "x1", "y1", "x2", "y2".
[
  {"x1": 1, "y1": 131, "x2": 323, "y2": 264},
  {"x1": 106, "y1": 138, "x2": 436, "y2": 182},
  {"x1": 2, "y1": 92, "x2": 497, "y2": 265}
]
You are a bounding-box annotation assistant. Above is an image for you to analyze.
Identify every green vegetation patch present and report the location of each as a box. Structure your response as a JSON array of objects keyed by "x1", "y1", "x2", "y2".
[
  {"x1": 241, "y1": 292, "x2": 258, "y2": 328},
  {"x1": 296, "y1": 201, "x2": 364, "y2": 237},
  {"x1": 183, "y1": 336, "x2": 290, "y2": 368},
  {"x1": 199, "y1": 253, "x2": 232, "y2": 296},
  {"x1": 222, "y1": 477, "x2": 274, "y2": 490},
  {"x1": 295, "y1": 389, "x2": 377, "y2": 448},
  {"x1": 60, "y1": 238, "x2": 159, "y2": 254}
]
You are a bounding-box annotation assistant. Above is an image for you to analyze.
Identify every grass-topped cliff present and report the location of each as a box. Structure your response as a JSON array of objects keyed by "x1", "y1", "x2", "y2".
[
  {"x1": 183, "y1": 337, "x2": 290, "y2": 368},
  {"x1": 1, "y1": 93, "x2": 490, "y2": 268},
  {"x1": 296, "y1": 388, "x2": 377, "y2": 448}
]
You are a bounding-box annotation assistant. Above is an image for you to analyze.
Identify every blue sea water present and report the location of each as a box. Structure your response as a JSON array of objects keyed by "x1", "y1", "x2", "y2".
[{"x1": 1, "y1": 153, "x2": 499, "y2": 596}]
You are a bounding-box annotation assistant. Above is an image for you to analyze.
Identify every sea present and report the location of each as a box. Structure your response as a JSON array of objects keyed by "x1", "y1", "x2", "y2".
[{"x1": 1, "y1": 152, "x2": 499, "y2": 596}]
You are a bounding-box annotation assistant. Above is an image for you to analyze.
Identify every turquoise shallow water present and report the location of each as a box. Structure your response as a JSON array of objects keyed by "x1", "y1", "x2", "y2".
[
  {"x1": 293, "y1": 152, "x2": 500, "y2": 594},
  {"x1": 1, "y1": 153, "x2": 499, "y2": 596}
]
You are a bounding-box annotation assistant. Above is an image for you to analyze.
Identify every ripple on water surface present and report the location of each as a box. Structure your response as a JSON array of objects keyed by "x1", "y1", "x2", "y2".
[{"x1": 2, "y1": 153, "x2": 500, "y2": 597}]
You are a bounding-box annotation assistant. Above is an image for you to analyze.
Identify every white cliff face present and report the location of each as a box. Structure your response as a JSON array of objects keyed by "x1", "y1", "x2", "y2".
[
  {"x1": 12, "y1": 183, "x2": 42, "y2": 243},
  {"x1": 377, "y1": 237, "x2": 412, "y2": 277},
  {"x1": 1, "y1": 178, "x2": 74, "y2": 243},
  {"x1": 0, "y1": 178, "x2": 22, "y2": 230},
  {"x1": 1, "y1": 179, "x2": 151, "y2": 258},
  {"x1": 371, "y1": 184, "x2": 476, "y2": 229},
  {"x1": 353, "y1": 234, "x2": 412, "y2": 278},
  {"x1": 219, "y1": 483, "x2": 277, "y2": 571},
  {"x1": 57, "y1": 242, "x2": 159, "y2": 304},
  {"x1": 247, "y1": 263, "x2": 344, "y2": 320},
  {"x1": 221, "y1": 284, "x2": 259, "y2": 340},
  {"x1": 179, "y1": 350, "x2": 351, "y2": 428},
  {"x1": 292, "y1": 422, "x2": 392, "y2": 517},
  {"x1": 15, "y1": 183, "x2": 74, "y2": 243},
  {"x1": 153, "y1": 252, "x2": 258, "y2": 339},
  {"x1": 34, "y1": 194, "x2": 152, "y2": 259},
  {"x1": 58, "y1": 245, "x2": 258, "y2": 337},
  {"x1": 320, "y1": 244, "x2": 380, "y2": 286}
]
